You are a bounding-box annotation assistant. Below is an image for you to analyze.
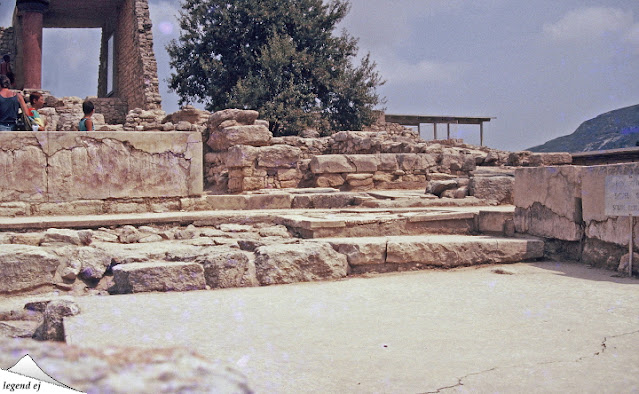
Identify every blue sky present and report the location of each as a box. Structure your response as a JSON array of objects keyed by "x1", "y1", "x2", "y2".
[{"x1": 1, "y1": 0, "x2": 638, "y2": 151}]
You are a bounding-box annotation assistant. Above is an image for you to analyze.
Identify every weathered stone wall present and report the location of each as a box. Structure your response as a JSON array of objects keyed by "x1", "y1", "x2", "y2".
[
  {"x1": 202, "y1": 109, "x2": 571, "y2": 197},
  {"x1": 0, "y1": 131, "x2": 202, "y2": 203},
  {"x1": 112, "y1": 0, "x2": 161, "y2": 111},
  {"x1": 514, "y1": 163, "x2": 639, "y2": 272},
  {"x1": 0, "y1": 27, "x2": 15, "y2": 61},
  {"x1": 93, "y1": 97, "x2": 128, "y2": 124}
]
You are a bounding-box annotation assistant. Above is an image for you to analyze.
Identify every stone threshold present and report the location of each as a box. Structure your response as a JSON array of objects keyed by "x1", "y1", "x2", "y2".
[
  {"x1": 0, "y1": 189, "x2": 489, "y2": 218},
  {"x1": 0, "y1": 205, "x2": 514, "y2": 233}
]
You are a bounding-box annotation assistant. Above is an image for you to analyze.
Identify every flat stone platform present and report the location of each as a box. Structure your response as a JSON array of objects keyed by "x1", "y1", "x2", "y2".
[{"x1": 64, "y1": 262, "x2": 639, "y2": 393}]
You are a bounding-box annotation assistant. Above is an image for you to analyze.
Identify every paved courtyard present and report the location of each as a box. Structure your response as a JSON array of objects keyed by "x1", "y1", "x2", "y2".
[{"x1": 65, "y1": 261, "x2": 639, "y2": 393}]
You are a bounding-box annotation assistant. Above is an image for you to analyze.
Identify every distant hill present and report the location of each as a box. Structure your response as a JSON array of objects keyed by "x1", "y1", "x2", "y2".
[{"x1": 528, "y1": 104, "x2": 639, "y2": 153}]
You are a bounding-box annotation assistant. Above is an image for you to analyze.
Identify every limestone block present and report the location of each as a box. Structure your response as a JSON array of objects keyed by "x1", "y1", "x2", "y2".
[
  {"x1": 181, "y1": 195, "x2": 248, "y2": 211},
  {"x1": 198, "y1": 251, "x2": 259, "y2": 288},
  {"x1": 322, "y1": 237, "x2": 387, "y2": 266},
  {"x1": 585, "y1": 216, "x2": 639, "y2": 247},
  {"x1": 32, "y1": 200, "x2": 104, "y2": 216},
  {"x1": 0, "y1": 135, "x2": 47, "y2": 202},
  {"x1": 242, "y1": 176, "x2": 267, "y2": 191},
  {"x1": 316, "y1": 174, "x2": 345, "y2": 188},
  {"x1": 386, "y1": 235, "x2": 544, "y2": 267},
  {"x1": 226, "y1": 145, "x2": 259, "y2": 167},
  {"x1": 279, "y1": 180, "x2": 300, "y2": 188},
  {"x1": 427, "y1": 180, "x2": 458, "y2": 196},
  {"x1": 373, "y1": 172, "x2": 395, "y2": 183},
  {"x1": 208, "y1": 108, "x2": 259, "y2": 130},
  {"x1": 470, "y1": 175, "x2": 514, "y2": 204},
  {"x1": 346, "y1": 173, "x2": 374, "y2": 187},
  {"x1": 478, "y1": 210, "x2": 513, "y2": 233},
  {"x1": 254, "y1": 242, "x2": 348, "y2": 285},
  {"x1": 507, "y1": 151, "x2": 533, "y2": 166},
  {"x1": 246, "y1": 194, "x2": 293, "y2": 210},
  {"x1": 167, "y1": 105, "x2": 211, "y2": 125},
  {"x1": 291, "y1": 193, "x2": 355, "y2": 209},
  {"x1": 515, "y1": 166, "x2": 582, "y2": 221},
  {"x1": 0, "y1": 245, "x2": 62, "y2": 293},
  {"x1": 529, "y1": 152, "x2": 572, "y2": 166},
  {"x1": 514, "y1": 204, "x2": 583, "y2": 241},
  {"x1": 0, "y1": 202, "x2": 30, "y2": 216},
  {"x1": 257, "y1": 145, "x2": 302, "y2": 168},
  {"x1": 347, "y1": 155, "x2": 379, "y2": 172},
  {"x1": 8, "y1": 233, "x2": 43, "y2": 246},
  {"x1": 310, "y1": 155, "x2": 356, "y2": 173},
  {"x1": 278, "y1": 168, "x2": 302, "y2": 181},
  {"x1": 41, "y1": 228, "x2": 83, "y2": 246},
  {"x1": 112, "y1": 261, "x2": 206, "y2": 293},
  {"x1": 397, "y1": 153, "x2": 436, "y2": 173},
  {"x1": 378, "y1": 154, "x2": 399, "y2": 171},
  {"x1": 76, "y1": 247, "x2": 112, "y2": 280},
  {"x1": 207, "y1": 125, "x2": 272, "y2": 151},
  {"x1": 440, "y1": 148, "x2": 468, "y2": 172},
  {"x1": 41, "y1": 132, "x2": 202, "y2": 201}
]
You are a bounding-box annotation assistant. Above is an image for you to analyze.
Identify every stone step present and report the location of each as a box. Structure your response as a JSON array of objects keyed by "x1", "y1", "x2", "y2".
[
  {"x1": 0, "y1": 233, "x2": 543, "y2": 295},
  {"x1": 112, "y1": 261, "x2": 206, "y2": 294},
  {"x1": 0, "y1": 206, "x2": 515, "y2": 239},
  {"x1": 281, "y1": 210, "x2": 478, "y2": 238},
  {"x1": 316, "y1": 234, "x2": 544, "y2": 274},
  {"x1": 0, "y1": 188, "x2": 489, "y2": 218},
  {"x1": 106, "y1": 234, "x2": 543, "y2": 294}
]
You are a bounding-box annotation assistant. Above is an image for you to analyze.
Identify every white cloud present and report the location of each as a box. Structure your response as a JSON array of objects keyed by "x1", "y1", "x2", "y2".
[
  {"x1": 379, "y1": 58, "x2": 469, "y2": 85},
  {"x1": 543, "y1": 7, "x2": 634, "y2": 42}
]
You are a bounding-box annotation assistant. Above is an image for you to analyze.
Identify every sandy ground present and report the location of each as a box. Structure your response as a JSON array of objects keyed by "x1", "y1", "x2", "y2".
[{"x1": 62, "y1": 261, "x2": 639, "y2": 393}]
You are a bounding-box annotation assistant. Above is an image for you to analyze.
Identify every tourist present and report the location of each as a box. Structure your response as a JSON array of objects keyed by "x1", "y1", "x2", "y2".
[
  {"x1": 78, "y1": 100, "x2": 95, "y2": 131},
  {"x1": 0, "y1": 55, "x2": 15, "y2": 87},
  {"x1": 0, "y1": 74, "x2": 27, "y2": 131},
  {"x1": 27, "y1": 91, "x2": 45, "y2": 131}
]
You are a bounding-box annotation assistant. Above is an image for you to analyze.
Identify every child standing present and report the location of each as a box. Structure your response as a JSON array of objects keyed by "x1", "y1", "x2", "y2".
[
  {"x1": 27, "y1": 91, "x2": 45, "y2": 131},
  {"x1": 78, "y1": 100, "x2": 94, "y2": 131}
]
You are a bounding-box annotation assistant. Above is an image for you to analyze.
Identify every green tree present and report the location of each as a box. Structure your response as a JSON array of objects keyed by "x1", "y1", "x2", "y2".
[{"x1": 167, "y1": 0, "x2": 385, "y2": 136}]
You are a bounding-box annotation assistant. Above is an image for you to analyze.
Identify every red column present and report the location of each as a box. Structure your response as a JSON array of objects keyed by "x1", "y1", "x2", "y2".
[{"x1": 21, "y1": 10, "x2": 43, "y2": 89}]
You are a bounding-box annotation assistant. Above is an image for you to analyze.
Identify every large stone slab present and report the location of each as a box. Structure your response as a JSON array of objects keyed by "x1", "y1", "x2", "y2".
[
  {"x1": 0, "y1": 133, "x2": 47, "y2": 202},
  {"x1": 0, "y1": 245, "x2": 62, "y2": 293},
  {"x1": 254, "y1": 242, "x2": 348, "y2": 285},
  {"x1": 0, "y1": 131, "x2": 203, "y2": 202},
  {"x1": 197, "y1": 251, "x2": 259, "y2": 288},
  {"x1": 207, "y1": 125, "x2": 272, "y2": 150},
  {"x1": 386, "y1": 235, "x2": 544, "y2": 267},
  {"x1": 309, "y1": 155, "x2": 356, "y2": 173},
  {"x1": 112, "y1": 261, "x2": 206, "y2": 293},
  {"x1": 514, "y1": 166, "x2": 583, "y2": 241}
]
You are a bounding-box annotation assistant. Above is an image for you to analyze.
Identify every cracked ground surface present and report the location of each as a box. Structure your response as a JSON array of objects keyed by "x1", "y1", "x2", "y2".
[{"x1": 63, "y1": 261, "x2": 639, "y2": 393}]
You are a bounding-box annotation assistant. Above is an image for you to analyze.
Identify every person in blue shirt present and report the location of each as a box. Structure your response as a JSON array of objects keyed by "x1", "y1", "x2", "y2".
[
  {"x1": 0, "y1": 74, "x2": 27, "y2": 131},
  {"x1": 78, "y1": 100, "x2": 95, "y2": 131}
]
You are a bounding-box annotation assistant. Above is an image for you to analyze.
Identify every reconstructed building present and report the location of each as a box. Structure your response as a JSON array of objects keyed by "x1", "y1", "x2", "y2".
[{"x1": 0, "y1": 0, "x2": 161, "y2": 122}]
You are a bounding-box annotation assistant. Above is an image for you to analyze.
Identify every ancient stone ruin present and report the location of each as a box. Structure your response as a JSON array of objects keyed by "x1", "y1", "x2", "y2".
[{"x1": 1, "y1": 1, "x2": 638, "y2": 391}]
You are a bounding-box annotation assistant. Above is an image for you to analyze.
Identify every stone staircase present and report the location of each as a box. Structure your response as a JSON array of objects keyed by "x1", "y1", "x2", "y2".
[{"x1": 0, "y1": 189, "x2": 544, "y2": 298}]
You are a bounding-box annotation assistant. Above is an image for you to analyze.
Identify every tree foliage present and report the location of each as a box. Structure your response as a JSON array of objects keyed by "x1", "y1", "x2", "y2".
[{"x1": 167, "y1": 0, "x2": 385, "y2": 136}]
